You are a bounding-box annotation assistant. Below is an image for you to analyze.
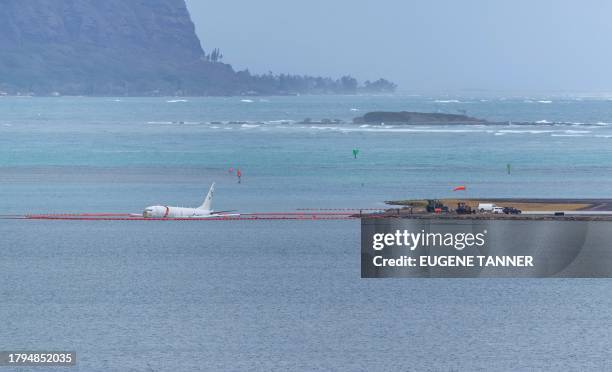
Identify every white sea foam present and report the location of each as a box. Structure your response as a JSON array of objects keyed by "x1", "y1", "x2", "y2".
[
  {"x1": 311, "y1": 126, "x2": 485, "y2": 134},
  {"x1": 241, "y1": 124, "x2": 260, "y2": 128},
  {"x1": 538, "y1": 100, "x2": 553, "y2": 104},
  {"x1": 240, "y1": 99, "x2": 254, "y2": 103},
  {"x1": 434, "y1": 99, "x2": 460, "y2": 103},
  {"x1": 564, "y1": 130, "x2": 591, "y2": 134},
  {"x1": 359, "y1": 128, "x2": 482, "y2": 133},
  {"x1": 167, "y1": 99, "x2": 188, "y2": 103},
  {"x1": 497, "y1": 129, "x2": 554, "y2": 134},
  {"x1": 536, "y1": 120, "x2": 551, "y2": 124},
  {"x1": 350, "y1": 108, "x2": 360, "y2": 111}
]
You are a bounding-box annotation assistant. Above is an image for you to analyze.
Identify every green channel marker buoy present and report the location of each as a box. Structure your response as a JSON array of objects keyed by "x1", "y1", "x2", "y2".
[{"x1": 353, "y1": 149, "x2": 359, "y2": 159}]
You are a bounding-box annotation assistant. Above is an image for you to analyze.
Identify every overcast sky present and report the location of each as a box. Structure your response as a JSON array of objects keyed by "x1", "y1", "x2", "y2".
[{"x1": 186, "y1": 0, "x2": 612, "y2": 94}]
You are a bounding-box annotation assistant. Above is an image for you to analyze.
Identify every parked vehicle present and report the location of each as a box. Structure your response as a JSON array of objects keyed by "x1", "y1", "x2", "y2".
[
  {"x1": 492, "y1": 206, "x2": 505, "y2": 214},
  {"x1": 478, "y1": 203, "x2": 496, "y2": 212},
  {"x1": 503, "y1": 206, "x2": 522, "y2": 215}
]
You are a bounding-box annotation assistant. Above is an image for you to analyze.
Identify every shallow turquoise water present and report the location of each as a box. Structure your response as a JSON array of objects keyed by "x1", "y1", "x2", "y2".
[{"x1": 1, "y1": 95, "x2": 612, "y2": 370}]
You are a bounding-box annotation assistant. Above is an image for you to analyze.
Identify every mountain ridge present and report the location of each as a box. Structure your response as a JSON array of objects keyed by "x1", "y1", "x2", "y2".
[{"x1": 0, "y1": 0, "x2": 396, "y2": 96}]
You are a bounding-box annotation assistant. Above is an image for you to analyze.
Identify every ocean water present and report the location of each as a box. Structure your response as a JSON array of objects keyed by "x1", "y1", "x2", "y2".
[{"x1": 2, "y1": 95, "x2": 612, "y2": 370}]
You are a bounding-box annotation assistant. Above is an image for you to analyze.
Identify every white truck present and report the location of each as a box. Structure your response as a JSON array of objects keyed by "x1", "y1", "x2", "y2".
[{"x1": 478, "y1": 203, "x2": 505, "y2": 214}]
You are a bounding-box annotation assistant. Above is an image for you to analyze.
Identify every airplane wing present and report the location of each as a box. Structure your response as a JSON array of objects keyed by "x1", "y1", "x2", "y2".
[{"x1": 210, "y1": 210, "x2": 238, "y2": 215}]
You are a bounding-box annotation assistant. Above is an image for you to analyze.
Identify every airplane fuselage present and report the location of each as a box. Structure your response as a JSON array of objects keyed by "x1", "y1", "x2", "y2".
[
  {"x1": 143, "y1": 206, "x2": 213, "y2": 218},
  {"x1": 142, "y1": 183, "x2": 231, "y2": 219}
]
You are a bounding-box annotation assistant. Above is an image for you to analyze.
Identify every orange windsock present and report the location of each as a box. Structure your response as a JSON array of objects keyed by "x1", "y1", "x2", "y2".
[{"x1": 453, "y1": 186, "x2": 466, "y2": 191}]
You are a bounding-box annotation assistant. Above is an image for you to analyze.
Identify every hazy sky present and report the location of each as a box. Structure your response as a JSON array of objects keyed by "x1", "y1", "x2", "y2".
[{"x1": 186, "y1": 0, "x2": 612, "y2": 94}]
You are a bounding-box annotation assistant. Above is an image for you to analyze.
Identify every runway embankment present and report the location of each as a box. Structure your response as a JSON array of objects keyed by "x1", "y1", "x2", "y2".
[
  {"x1": 379, "y1": 198, "x2": 612, "y2": 221},
  {"x1": 386, "y1": 198, "x2": 612, "y2": 212}
]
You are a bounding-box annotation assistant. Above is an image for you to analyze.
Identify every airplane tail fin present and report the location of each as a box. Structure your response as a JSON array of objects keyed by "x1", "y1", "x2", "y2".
[{"x1": 200, "y1": 183, "x2": 215, "y2": 210}]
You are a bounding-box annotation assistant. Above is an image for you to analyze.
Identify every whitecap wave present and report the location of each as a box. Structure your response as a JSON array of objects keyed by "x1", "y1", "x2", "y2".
[
  {"x1": 538, "y1": 100, "x2": 552, "y2": 104},
  {"x1": 497, "y1": 129, "x2": 554, "y2": 134},
  {"x1": 564, "y1": 130, "x2": 591, "y2": 134},
  {"x1": 240, "y1": 99, "x2": 254, "y2": 103},
  {"x1": 311, "y1": 126, "x2": 485, "y2": 134},
  {"x1": 434, "y1": 99, "x2": 460, "y2": 103},
  {"x1": 167, "y1": 99, "x2": 188, "y2": 103},
  {"x1": 551, "y1": 134, "x2": 586, "y2": 137}
]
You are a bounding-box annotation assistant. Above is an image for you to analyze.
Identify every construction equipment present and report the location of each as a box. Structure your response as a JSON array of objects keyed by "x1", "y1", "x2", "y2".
[
  {"x1": 456, "y1": 202, "x2": 475, "y2": 215},
  {"x1": 426, "y1": 200, "x2": 449, "y2": 213}
]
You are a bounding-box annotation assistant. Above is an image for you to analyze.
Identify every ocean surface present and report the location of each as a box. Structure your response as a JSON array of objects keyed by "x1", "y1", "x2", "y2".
[{"x1": 2, "y1": 95, "x2": 612, "y2": 371}]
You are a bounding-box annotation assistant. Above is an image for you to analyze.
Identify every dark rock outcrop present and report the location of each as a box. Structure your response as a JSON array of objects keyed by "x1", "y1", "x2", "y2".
[{"x1": 353, "y1": 111, "x2": 487, "y2": 124}]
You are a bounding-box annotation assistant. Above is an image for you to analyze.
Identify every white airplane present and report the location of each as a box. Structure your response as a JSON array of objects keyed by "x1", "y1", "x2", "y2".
[{"x1": 142, "y1": 183, "x2": 238, "y2": 218}]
